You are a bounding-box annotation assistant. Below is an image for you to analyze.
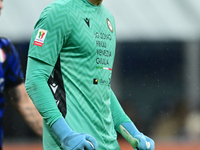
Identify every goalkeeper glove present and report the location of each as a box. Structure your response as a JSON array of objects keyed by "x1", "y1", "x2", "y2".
[
  {"x1": 119, "y1": 122, "x2": 155, "y2": 150},
  {"x1": 51, "y1": 117, "x2": 98, "y2": 150}
]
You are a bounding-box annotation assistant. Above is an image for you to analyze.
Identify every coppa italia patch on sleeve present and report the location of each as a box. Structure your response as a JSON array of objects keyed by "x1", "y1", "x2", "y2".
[{"x1": 33, "y1": 29, "x2": 48, "y2": 47}]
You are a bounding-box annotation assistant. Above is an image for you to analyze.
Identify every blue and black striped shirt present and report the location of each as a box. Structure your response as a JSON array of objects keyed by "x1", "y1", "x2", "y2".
[{"x1": 0, "y1": 37, "x2": 24, "y2": 148}]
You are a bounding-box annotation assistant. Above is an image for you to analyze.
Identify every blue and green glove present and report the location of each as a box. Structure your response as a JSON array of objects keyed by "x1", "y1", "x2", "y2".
[
  {"x1": 120, "y1": 122, "x2": 155, "y2": 150},
  {"x1": 51, "y1": 117, "x2": 98, "y2": 150}
]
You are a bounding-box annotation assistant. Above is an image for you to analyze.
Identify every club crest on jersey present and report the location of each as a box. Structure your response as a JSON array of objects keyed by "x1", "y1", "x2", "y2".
[
  {"x1": 107, "y1": 18, "x2": 113, "y2": 33},
  {"x1": 33, "y1": 29, "x2": 48, "y2": 47},
  {"x1": 0, "y1": 49, "x2": 6, "y2": 63}
]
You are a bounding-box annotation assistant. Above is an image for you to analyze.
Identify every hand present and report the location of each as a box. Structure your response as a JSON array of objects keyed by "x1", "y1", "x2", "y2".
[
  {"x1": 119, "y1": 122, "x2": 155, "y2": 150},
  {"x1": 135, "y1": 134, "x2": 155, "y2": 150},
  {"x1": 61, "y1": 132, "x2": 98, "y2": 150},
  {"x1": 51, "y1": 117, "x2": 98, "y2": 150}
]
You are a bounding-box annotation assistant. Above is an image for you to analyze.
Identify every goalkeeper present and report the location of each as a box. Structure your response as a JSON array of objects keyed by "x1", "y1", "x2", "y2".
[{"x1": 25, "y1": 0, "x2": 155, "y2": 149}]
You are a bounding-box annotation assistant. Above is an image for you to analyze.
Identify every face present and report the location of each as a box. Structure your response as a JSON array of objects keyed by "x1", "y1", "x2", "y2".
[{"x1": 0, "y1": 0, "x2": 3, "y2": 16}]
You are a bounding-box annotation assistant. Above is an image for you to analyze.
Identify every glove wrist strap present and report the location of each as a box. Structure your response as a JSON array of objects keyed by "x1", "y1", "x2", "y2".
[{"x1": 51, "y1": 117, "x2": 73, "y2": 141}]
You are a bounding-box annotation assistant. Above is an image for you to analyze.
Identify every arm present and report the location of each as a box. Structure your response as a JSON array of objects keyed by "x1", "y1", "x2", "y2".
[
  {"x1": 4, "y1": 83, "x2": 43, "y2": 137},
  {"x1": 25, "y1": 57, "x2": 97, "y2": 150},
  {"x1": 25, "y1": 57, "x2": 61, "y2": 127},
  {"x1": 110, "y1": 90, "x2": 155, "y2": 150},
  {"x1": 25, "y1": 3, "x2": 97, "y2": 149},
  {"x1": 1, "y1": 37, "x2": 43, "y2": 137},
  {"x1": 110, "y1": 90, "x2": 131, "y2": 132}
]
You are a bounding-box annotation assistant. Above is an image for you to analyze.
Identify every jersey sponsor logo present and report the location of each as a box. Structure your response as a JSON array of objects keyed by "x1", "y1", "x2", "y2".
[
  {"x1": 33, "y1": 29, "x2": 48, "y2": 47},
  {"x1": 0, "y1": 49, "x2": 6, "y2": 63},
  {"x1": 93, "y1": 78, "x2": 98, "y2": 84},
  {"x1": 93, "y1": 78, "x2": 111, "y2": 86},
  {"x1": 107, "y1": 18, "x2": 113, "y2": 33},
  {"x1": 84, "y1": 18, "x2": 90, "y2": 27}
]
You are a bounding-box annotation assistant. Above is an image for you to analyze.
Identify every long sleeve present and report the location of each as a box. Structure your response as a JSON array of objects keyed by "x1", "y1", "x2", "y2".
[
  {"x1": 110, "y1": 90, "x2": 131, "y2": 133},
  {"x1": 25, "y1": 57, "x2": 62, "y2": 127},
  {"x1": 25, "y1": 3, "x2": 71, "y2": 128}
]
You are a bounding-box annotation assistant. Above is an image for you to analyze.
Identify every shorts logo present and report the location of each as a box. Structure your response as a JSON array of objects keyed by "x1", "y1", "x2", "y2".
[
  {"x1": 33, "y1": 29, "x2": 48, "y2": 47},
  {"x1": 107, "y1": 18, "x2": 113, "y2": 33}
]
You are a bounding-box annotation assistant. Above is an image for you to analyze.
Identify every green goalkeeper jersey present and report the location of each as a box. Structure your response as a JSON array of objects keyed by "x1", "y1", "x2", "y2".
[{"x1": 27, "y1": 0, "x2": 124, "y2": 149}]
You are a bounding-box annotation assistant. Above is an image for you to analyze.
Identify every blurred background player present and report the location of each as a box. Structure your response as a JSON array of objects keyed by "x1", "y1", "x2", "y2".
[
  {"x1": 25, "y1": 0, "x2": 154, "y2": 150},
  {"x1": 0, "y1": 0, "x2": 43, "y2": 149}
]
